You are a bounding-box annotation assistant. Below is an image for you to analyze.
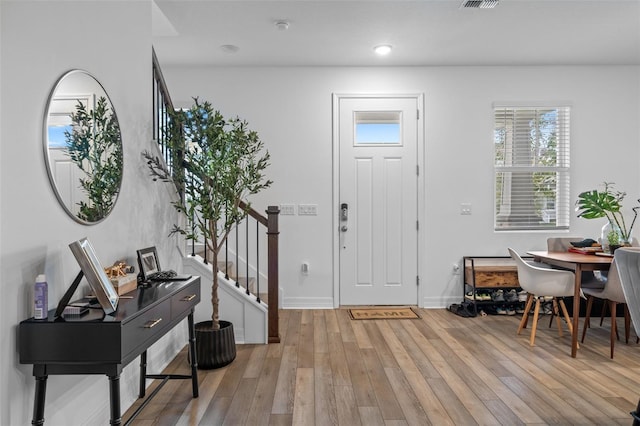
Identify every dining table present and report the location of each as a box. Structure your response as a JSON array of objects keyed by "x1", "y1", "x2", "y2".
[{"x1": 526, "y1": 250, "x2": 613, "y2": 358}]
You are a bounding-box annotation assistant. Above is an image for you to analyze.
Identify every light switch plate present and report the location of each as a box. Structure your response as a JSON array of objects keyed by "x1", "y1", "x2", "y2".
[
  {"x1": 298, "y1": 204, "x2": 318, "y2": 216},
  {"x1": 280, "y1": 204, "x2": 295, "y2": 215}
]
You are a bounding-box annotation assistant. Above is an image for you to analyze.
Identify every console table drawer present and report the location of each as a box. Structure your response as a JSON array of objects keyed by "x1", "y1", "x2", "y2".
[
  {"x1": 122, "y1": 302, "x2": 170, "y2": 356},
  {"x1": 171, "y1": 280, "x2": 200, "y2": 320}
]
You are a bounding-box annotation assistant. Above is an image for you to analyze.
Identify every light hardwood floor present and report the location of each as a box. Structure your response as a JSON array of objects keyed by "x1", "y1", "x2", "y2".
[{"x1": 125, "y1": 308, "x2": 640, "y2": 425}]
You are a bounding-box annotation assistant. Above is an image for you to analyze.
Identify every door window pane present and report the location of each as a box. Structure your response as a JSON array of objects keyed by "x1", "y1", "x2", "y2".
[{"x1": 355, "y1": 111, "x2": 401, "y2": 145}]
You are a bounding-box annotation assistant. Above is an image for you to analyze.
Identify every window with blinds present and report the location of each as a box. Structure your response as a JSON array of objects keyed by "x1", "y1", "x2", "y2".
[{"x1": 494, "y1": 106, "x2": 570, "y2": 231}]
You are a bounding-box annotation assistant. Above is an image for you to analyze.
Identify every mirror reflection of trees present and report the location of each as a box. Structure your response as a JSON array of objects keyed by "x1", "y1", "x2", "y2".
[
  {"x1": 64, "y1": 96, "x2": 122, "y2": 222},
  {"x1": 44, "y1": 70, "x2": 124, "y2": 225}
]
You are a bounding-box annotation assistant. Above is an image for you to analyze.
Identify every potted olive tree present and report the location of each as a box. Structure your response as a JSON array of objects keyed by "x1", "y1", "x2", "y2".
[
  {"x1": 575, "y1": 182, "x2": 639, "y2": 251},
  {"x1": 143, "y1": 97, "x2": 271, "y2": 368}
]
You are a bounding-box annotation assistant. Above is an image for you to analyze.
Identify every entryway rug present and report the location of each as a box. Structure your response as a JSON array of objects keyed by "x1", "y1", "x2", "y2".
[{"x1": 348, "y1": 307, "x2": 421, "y2": 320}]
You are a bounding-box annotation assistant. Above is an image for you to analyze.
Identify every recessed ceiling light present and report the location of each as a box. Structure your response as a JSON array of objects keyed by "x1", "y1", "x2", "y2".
[
  {"x1": 374, "y1": 45, "x2": 392, "y2": 56},
  {"x1": 275, "y1": 20, "x2": 290, "y2": 31},
  {"x1": 220, "y1": 44, "x2": 239, "y2": 54}
]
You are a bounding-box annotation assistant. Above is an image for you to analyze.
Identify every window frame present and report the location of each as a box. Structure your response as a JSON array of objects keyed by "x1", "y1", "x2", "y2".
[{"x1": 493, "y1": 104, "x2": 571, "y2": 232}]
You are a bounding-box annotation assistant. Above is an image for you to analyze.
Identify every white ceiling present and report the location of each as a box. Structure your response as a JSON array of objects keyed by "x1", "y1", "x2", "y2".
[{"x1": 152, "y1": 0, "x2": 640, "y2": 67}]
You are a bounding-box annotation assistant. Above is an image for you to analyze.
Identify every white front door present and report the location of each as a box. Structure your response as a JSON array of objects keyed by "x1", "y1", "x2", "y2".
[{"x1": 336, "y1": 95, "x2": 421, "y2": 306}]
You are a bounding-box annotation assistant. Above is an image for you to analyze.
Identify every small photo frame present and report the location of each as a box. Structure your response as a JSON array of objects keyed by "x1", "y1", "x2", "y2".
[
  {"x1": 68, "y1": 237, "x2": 119, "y2": 315},
  {"x1": 137, "y1": 247, "x2": 160, "y2": 281}
]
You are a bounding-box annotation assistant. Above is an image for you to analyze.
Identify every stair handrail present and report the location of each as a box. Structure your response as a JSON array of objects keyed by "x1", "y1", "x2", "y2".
[
  {"x1": 238, "y1": 200, "x2": 267, "y2": 226},
  {"x1": 152, "y1": 48, "x2": 184, "y2": 189}
]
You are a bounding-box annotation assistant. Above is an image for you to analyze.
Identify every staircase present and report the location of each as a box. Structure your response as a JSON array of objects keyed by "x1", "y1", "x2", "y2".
[{"x1": 152, "y1": 50, "x2": 280, "y2": 344}]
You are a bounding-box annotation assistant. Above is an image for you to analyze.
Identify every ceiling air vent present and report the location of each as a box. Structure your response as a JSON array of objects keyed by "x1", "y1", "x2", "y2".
[{"x1": 460, "y1": 0, "x2": 499, "y2": 8}]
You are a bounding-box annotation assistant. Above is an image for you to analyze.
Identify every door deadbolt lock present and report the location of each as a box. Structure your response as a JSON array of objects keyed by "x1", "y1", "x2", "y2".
[{"x1": 341, "y1": 203, "x2": 348, "y2": 221}]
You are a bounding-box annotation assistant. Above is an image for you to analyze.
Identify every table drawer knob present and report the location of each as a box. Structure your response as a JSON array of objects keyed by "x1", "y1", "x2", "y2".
[
  {"x1": 181, "y1": 294, "x2": 196, "y2": 302},
  {"x1": 143, "y1": 318, "x2": 162, "y2": 328}
]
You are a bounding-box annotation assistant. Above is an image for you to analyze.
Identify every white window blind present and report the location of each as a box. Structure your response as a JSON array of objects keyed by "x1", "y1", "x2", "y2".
[{"x1": 494, "y1": 106, "x2": 570, "y2": 231}]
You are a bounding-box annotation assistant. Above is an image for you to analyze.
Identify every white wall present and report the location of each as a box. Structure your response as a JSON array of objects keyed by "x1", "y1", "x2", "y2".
[
  {"x1": 1, "y1": 2, "x2": 188, "y2": 424},
  {"x1": 1, "y1": 1, "x2": 639, "y2": 422},
  {"x1": 162, "y1": 65, "x2": 640, "y2": 309}
]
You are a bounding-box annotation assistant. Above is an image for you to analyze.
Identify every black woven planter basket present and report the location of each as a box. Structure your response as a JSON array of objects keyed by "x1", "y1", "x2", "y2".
[{"x1": 195, "y1": 320, "x2": 236, "y2": 369}]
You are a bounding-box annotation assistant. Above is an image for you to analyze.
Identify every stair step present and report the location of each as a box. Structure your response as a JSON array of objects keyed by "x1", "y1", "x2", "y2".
[
  {"x1": 235, "y1": 277, "x2": 268, "y2": 300},
  {"x1": 217, "y1": 261, "x2": 237, "y2": 279},
  {"x1": 199, "y1": 255, "x2": 267, "y2": 299},
  {"x1": 217, "y1": 260, "x2": 233, "y2": 271}
]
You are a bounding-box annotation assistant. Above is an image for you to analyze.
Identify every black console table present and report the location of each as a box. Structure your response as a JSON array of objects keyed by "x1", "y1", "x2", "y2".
[{"x1": 19, "y1": 276, "x2": 201, "y2": 425}]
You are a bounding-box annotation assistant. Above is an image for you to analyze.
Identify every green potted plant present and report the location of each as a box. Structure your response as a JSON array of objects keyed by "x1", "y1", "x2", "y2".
[
  {"x1": 607, "y1": 228, "x2": 622, "y2": 253},
  {"x1": 142, "y1": 97, "x2": 272, "y2": 368},
  {"x1": 575, "y1": 182, "x2": 639, "y2": 251}
]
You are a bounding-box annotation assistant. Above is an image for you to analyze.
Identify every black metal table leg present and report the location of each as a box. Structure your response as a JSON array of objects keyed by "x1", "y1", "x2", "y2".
[
  {"x1": 632, "y1": 398, "x2": 640, "y2": 425},
  {"x1": 108, "y1": 375, "x2": 121, "y2": 426},
  {"x1": 139, "y1": 350, "x2": 147, "y2": 398},
  {"x1": 32, "y1": 375, "x2": 47, "y2": 425},
  {"x1": 187, "y1": 311, "x2": 199, "y2": 398}
]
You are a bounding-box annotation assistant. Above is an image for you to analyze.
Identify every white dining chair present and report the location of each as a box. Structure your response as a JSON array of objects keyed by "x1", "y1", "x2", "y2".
[
  {"x1": 613, "y1": 247, "x2": 640, "y2": 339},
  {"x1": 508, "y1": 248, "x2": 576, "y2": 346},
  {"x1": 593, "y1": 238, "x2": 639, "y2": 326},
  {"x1": 547, "y1": 236, "x2": 604, "y2": 289},
  {"x1": 580, "y1": 255, "x2": 630, "y2": 358},
  {"x1": 547, "y1": 236, "x2": 585, "y2": 252},
  {"x1": 615, "y1": 247, "x2": 640, "y2": 423}
]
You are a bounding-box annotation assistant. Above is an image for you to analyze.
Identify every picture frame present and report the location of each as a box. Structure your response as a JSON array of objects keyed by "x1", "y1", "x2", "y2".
[
  {"x1": 68, "y1": 237, "x2": 119, "y2": 314},
  {"x1": 136, "y1": 246, "x2": 160, "y2": 281}
]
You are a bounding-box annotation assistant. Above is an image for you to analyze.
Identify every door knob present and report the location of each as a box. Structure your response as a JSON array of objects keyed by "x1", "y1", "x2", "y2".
[{"x1": 341, "y1": 225, "x2": 348, "y2": 232}]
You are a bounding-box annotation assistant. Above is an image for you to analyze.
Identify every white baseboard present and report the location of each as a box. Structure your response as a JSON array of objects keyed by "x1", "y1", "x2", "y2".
[
  {"x1": 282, "y1": 296, "x2": 335, "y2": 309},
  {"x1": 421, "y1": 295, "x2": 461, "y2": 309},
  {"x1": 280, "y1": 296, "x2": 458, "y2": 310}
]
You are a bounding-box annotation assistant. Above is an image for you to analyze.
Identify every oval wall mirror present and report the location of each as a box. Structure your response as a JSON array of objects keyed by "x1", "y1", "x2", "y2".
[{"x1": 43, "y1": 70, "x2": 123, "y2": 224}]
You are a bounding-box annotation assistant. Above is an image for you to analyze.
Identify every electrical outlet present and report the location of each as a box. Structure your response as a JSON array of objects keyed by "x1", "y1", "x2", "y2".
[
  {"x1": 452, "y1": 263, "x2": 460, "y2": 275},
  {"x1": 460, "y1": 203, "x2": 472, "y2": 215}
]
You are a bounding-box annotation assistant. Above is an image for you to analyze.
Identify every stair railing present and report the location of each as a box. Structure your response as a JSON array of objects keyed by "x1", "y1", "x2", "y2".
[
  {"x1": 228, "y1": 202, "x2": 280, "y2": 343},
  {"x1": 153, "y1": 49, "x2": 182, "y2": 185},
  {"x1": 241, "y1": 203, "x2": 280, "y2": 343},
  {"x1": 202, "y1": 203, "x2": 280, "y2": 343},
  {"x1": 152, "y1": 49, "x2": 280, "y2": 344}
]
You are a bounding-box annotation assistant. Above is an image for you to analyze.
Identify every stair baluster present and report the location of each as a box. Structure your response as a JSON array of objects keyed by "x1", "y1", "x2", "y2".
[
  {"x1": 235, "y1": 223, "x2": 240, "y2": 287},
  {"x1": 255, "y1": 220, "x2": 261, "y2": 304},
  {"x1": 245, "y1": 218, "x2": 250, "y2": 296}
]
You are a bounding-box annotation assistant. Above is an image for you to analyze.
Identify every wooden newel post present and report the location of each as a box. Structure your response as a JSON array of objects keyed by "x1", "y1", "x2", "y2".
[{"x1": 266, "y1": 205, "x2": 280, "y2": 343}]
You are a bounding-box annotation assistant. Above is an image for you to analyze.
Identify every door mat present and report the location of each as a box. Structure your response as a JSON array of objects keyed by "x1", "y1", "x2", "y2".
[{"x1": 348, "y1": 307, "x2": 421, "y2": 320}]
